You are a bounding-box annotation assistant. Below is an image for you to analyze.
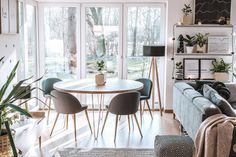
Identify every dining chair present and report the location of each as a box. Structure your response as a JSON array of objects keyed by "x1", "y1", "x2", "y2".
[
  {"x1": 42, "y1": 78, "x2": 62, "y2": 123},
  {"x1": 136, "y1": 78, "x2": 153, "y2": 125},
  {"x1": 101, "y1": 92, "x2": 142, "y2": 142},
  {"x1": 50, "y1": 90, "x2": 92, "y2": 141}
]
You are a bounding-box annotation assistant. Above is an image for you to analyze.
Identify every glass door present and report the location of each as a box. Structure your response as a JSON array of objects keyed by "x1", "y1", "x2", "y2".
[
  {"x1": 42, "y1": 6, "x2": 79, "y2": 80},
  {"x1": 82, "y1": 5, "x2": 122, "y2": 79}
]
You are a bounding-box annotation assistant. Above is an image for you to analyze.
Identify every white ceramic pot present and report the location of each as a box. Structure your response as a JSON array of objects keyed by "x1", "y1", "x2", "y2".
[
  {"x1": 214, "y1": 72, "x2": 229, "y2": 81},
  {"x1": 95, "y1": 73, "x2": 106, "y2": 86},
  {"x1": 186, "y1": 46, "x2": 194, "y2": 54},
  {"x1": 182, "y1": 15, "x2": 193, "y2": 25},
  {"x1": 197, "y1": 44, "x2": 207, "y2": 53}
]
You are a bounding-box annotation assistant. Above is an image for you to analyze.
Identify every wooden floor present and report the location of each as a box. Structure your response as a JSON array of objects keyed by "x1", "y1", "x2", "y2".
[{"x1": 27, "y1": 110, "x2": 181, "y2": 157}]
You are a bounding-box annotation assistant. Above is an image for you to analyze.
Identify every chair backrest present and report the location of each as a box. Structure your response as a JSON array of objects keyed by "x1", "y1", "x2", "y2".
[
  {"x1": 51, "y1": 90, "x2": 83, "y2": 114},
  {"x1": 136, "y1": 78, "x2": 152, "y2": 98},
  {"x1": 108, "y1": 92, "x2": 140, "y2": 115},
  {"x1": 42, "y1": 78, "x2": 62, "y2": 96}
]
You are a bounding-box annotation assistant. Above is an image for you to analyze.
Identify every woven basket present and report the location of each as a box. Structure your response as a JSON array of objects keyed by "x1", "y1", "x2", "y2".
[{"x1": 0, "y1": 130, "x2": 12, "y2": 157}]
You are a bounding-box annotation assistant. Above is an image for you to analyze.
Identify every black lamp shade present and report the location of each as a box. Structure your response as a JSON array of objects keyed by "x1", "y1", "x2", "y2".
[{"x1": 143, "y1": 46, "x2": 165, "y2": 57}]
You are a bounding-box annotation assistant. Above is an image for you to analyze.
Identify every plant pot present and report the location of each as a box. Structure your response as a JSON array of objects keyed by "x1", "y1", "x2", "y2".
[
  {"x1": 0, "y1": 130, "x2": 12, "y2": 157},
  {"x1": 95, "y1": 73, "x2": 106, "y2": 86},
  {"x1": 182, "y1": 15, "x2": 193, "y2": 25},
  {"x1": 197, "y1": 44, "x2": 207, "y2": 53},
  {"x1": 186, "y1": 46, "x2": 194, "y2": 54},
  {"x1": 214, "y1": 72, "x2": 229, "y2": 81}
]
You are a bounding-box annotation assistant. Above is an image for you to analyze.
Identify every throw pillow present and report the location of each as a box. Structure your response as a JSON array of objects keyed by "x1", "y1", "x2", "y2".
[
  {"x1": 225, "y1": 83, "x2": 236, "y2": 103},
  {"x1": 211, "y1": 93, "x2": 236, "y2": 117},
  {"x1": 203, "y1": 84, "x2": 218, "y2": 100}
]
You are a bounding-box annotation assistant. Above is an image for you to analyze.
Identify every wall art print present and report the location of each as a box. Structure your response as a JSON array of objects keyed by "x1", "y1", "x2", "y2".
[{"x1": 195, "y1": 0, "x2": 231, "y2": 24}]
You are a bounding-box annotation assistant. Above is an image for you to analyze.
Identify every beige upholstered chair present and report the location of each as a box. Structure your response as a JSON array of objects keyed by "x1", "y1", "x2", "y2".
[
  {"x1": 101, "y1": 92, "x2": 142, "y2": 142},
  {"x1": 50, "y1": 90, "x2": 92, "y2": 141}
]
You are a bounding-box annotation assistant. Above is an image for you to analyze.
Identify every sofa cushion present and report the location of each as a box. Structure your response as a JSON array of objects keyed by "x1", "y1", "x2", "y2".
[
  {"x1": 226, "y1": 83, "x2": 236, "y2": 103},
  {"x1": 203, "y1": 84, "x2": 218, "y2": 100},
  {"x1": 211, "y1": 93, "x2": 236, "y2": 117},
  {"x1": 175, "y1": 82, "x2": 194, "y2": 93},
  {"x1": 183, "y1": 89, "x2": 203, "y2": 101}
]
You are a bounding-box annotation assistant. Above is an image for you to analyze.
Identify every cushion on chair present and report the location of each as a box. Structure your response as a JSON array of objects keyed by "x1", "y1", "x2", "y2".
[{"x1": 154, "y1": 135, "x2": 194, "y2": 157}]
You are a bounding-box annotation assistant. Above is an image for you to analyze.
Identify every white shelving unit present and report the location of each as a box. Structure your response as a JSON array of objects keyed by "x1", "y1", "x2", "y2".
[{"x1": 172, "y1": 24, "x2": 234, "y2": 81}]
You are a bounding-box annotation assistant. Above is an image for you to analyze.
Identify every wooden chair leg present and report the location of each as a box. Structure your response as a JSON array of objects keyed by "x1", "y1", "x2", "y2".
[
  {"x1": 50, "y1": 113, "x2": 60, "y2": 136},
  {"x1": 114, "y1": 115, "x2": 119, "y2": 142},
  {"x1": 47, "y1": 98, "x2": 52, "y2": 124},
  {"x1": 73, "y1": 114, "x2": 77, "y2": 141},
  {"x1": 65, "y1": 114, "x2": 69, "y2": 130},
  {"x1": 127, "y1": 115, "x2": 130, "y2": 132},
  {"x1": 85, "y1": 110, "x2": 92, "y2": 134},
  {"x1": 146, "y1": 100, "x2": 153, "y2": 119},
  {"x1": 44, "y1": 98, "x2": 48, "y2": 110},
  {"x1": 140, "y1": 102, "x2": 142, "y2": 126},
  {"x1": 101, "y1": 111, "x2": 109, "y2": 134},
  {"x1": 134, "y1": 114, "x2": 143, "y2": 137}
]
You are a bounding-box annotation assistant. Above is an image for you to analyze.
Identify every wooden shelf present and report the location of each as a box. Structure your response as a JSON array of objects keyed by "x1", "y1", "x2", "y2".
[
  {"x1": 174, "y1": 53, "x2": 233, "y2": 56},
  {"x1": 175, "y1": 24, "x2": 233, "y2": 28}
]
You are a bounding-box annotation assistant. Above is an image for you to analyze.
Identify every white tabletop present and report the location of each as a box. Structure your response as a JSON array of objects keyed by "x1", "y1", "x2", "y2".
[{"x1": 53, "y1": 79, "x2": 143, "y2": 94}]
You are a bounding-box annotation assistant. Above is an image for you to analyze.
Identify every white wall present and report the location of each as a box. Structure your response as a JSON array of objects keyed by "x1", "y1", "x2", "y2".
[{"x1": 0, "y1": 35, "x2": 19, "y2": 92}]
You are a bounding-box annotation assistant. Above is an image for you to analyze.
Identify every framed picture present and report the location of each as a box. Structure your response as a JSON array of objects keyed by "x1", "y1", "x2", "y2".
[
  {"x1": 200, "y1": 59, "x2": 215, "y2": 80},
  {"x1": 183, "y1": 58, "x2": 200, "y2": 80}
]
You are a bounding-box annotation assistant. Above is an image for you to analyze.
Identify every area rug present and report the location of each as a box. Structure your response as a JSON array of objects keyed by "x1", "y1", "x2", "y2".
[{"x1": 53, "y1": 148, "x2": 154, "y2": 157}]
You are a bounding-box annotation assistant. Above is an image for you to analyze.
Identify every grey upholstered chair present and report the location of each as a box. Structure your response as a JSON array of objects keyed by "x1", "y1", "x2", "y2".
[
  {"x1": 101, "y1": 92, "x2": 143, "y2": 142},
  {"x1": 50, "y1": 90, "x2": 92, "y2": 141},
  {"x1": 136, "y1": 78, "x2": 153, "y2": 124},
  {"x1": 42, "y1": 78, "x2": 62, "y2": 123}
]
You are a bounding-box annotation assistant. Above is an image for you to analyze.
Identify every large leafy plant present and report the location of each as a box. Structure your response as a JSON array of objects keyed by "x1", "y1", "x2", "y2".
[
  {"x1": 0, "y1": 57, "x2": 42, "y2": 157},
  {"x1": 211, "y1": 58, "x2": 231, "y2": 73},
  {"x1": 96, "y1": 60, "x2": 105, "y2": 73}
]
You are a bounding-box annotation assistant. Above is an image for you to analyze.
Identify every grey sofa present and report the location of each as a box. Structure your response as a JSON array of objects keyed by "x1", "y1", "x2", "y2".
[{"x1": 173, "y1": 82, "x2": 236, "y2": 156}]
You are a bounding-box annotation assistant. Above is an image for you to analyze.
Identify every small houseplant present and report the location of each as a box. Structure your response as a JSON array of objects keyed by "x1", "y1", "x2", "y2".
[
  {"x1": 95, "y1": 60, "x2": 106, "y2": 86},
  {"x1": 182, "y1": 4, "x2": 193, "y2": 25},
  {"x1": 211, "y1": 58, "x2": 231, "y2": 81},
  {"x1": 183, "y1": 35, "x2": 196, "y2": 53},
  {"x1": 175, "y1": 62, "x2": 183, "y2": 79},
  {"x1": 195, "y1": 33, "x2": 209, "y2": 53},
  {"x1": 0, "y1": 57, "x2": 42, "y2": 157}
]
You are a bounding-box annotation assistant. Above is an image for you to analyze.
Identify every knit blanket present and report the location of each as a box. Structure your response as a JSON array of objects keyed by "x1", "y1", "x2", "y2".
[{"x1": 193, "y1": 114, "x2": 236, "y2": 157}]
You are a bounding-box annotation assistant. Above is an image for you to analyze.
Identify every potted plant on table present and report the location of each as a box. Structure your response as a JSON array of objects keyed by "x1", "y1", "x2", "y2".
[
  {"x1": 195, "y1": 33, "x2": 209, "y2": 53},
  {"x1": 0, "y1": 57, "x2": 42, "y2": 157},
  {"x1": 182, "y1": 4, "x2": 193, "y2": 25},
  {"x1": 211, "y1": 58, "x2": 231, "y2": 81},
  {"x1": 183, "y1": 35, "x2": 196, "y2": 53},
  {"x1": 95, "y1": 60, "x2": 106, "y2": 86},
  {"x1": 175, "y1": 62, "x2": 183, "y2": 80}
]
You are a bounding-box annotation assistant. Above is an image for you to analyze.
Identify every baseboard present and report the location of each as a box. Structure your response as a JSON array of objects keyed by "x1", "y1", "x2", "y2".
[{"x1": 164, "y1": 109, "x2": 173, "y2": 113}]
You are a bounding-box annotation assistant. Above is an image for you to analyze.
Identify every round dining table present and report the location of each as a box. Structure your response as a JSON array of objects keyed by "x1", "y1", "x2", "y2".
[{"x1": 54, "y1": 78, "x2": 143, "y2": 139}]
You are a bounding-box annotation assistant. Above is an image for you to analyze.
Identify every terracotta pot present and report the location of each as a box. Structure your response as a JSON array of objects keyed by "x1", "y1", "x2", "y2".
[
  {"x1": 214, "y1": 72, "x2": 229, "y2": 81},
  {"x1": 186, "y1": 46, "x2": 194, "y2": 54},
  {"x1": 95, "y1": 73, "x2": 106, "y2": 86},
  {"x1": 197, "y1": 44, "x2": 207, "y2": 53},
  {"x1": 183, "y1": 15, "x2": 193, "y2": 25}
]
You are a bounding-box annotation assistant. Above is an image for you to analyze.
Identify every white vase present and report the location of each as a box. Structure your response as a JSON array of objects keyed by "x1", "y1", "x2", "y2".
[
  {"x1": 95, "y1": 73, "x2": 106, "y2": 86},
  {"x1": 182, "y1": 15, "x2": 193, "y2": 25},
  {"x1": 214, "y1": 72, "x2": 229, "y2": 81},
  {"x1": 197, "y1": 44, "x2": 207, "y2": 53},
  {"x1": 186, "y1": 46, "x2": 194, "y2": 54}
]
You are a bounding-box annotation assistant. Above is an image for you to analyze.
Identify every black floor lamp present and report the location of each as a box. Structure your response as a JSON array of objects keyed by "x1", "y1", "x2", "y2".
[{"x1": 143, "y1": 46, "x2": 165, "y2": 116}]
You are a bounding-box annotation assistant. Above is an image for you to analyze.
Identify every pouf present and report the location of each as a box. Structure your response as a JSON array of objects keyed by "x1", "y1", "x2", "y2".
[{"x1": 154, "y1": 135, "x2": 194, "y2": 157}]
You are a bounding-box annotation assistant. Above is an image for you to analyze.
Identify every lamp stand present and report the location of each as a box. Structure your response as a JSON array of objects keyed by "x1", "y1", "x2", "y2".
[{"x1": 148, "y1": 57, "x2": 163, "y2": 116}]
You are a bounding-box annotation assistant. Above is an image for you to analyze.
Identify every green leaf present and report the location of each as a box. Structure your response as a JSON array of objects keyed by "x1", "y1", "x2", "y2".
[{"x1": 6, "y1": 104, "x2": 32, "y2": 117}]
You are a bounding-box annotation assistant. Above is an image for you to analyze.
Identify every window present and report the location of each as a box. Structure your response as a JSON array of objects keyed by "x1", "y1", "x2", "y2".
[
  {"x1": 125, "y1": 5, "x2": 165, "y2": 79},
  {"x1": 82, "y1": 5, "x2": 121, "y2": 78},
  {"x1": 43, "y1": 6, "x2": 78, "y2": 80}
]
